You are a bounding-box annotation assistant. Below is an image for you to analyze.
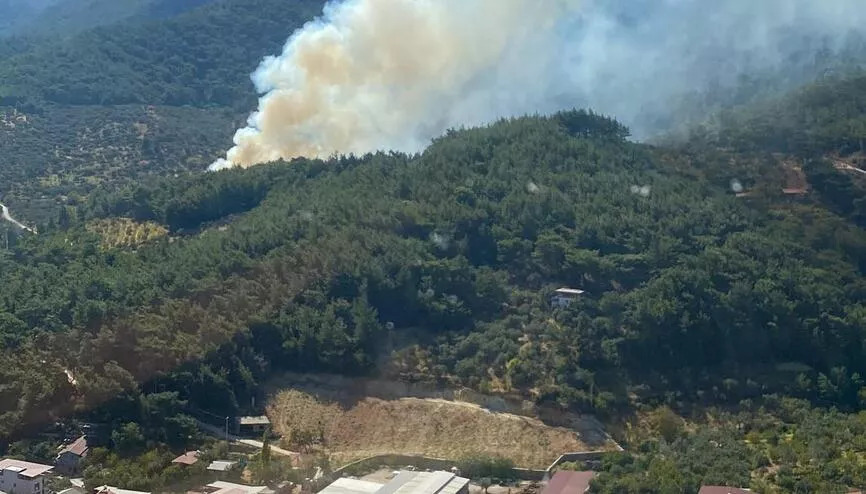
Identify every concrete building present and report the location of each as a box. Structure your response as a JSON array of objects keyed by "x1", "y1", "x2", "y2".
[
  {"x1": 541, "y1": 471, "x2": 595, "y2": 494},
  {"x1": 0, "y1": 458, "x2": 53, "y2": 494},
  {"x1": 55, "y1": 436, "x2": 89, "y2": 475},
  {"x1": 207, "y1": 460, "x2": 238, "y2": 473},
  {"x1": 235, "y1": 416, "x2": 271, "y2": 436},
  {"x1": 550, "y1": 288, "x2": 585, "y2": 309},
  {"x1": 319, "y1": 471, "x2": 469, "y2": 494}
]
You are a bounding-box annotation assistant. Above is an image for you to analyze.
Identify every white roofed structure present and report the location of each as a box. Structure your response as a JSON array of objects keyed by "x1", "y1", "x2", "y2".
[
  {"x1": 319, "y1": 471, "x2": 469, "y2": 494},
  {"x1": 318, "y1": 478, "x2": 385, "y2": 494}
]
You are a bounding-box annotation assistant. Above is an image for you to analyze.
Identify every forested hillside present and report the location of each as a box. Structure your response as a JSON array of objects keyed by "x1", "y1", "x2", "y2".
[
  {"x1": 1, "y1": 94, "x2": 866, "y2": 490},
  {"x1": 0, "y1": 0, "x2": 322, "y2": 107},
  {"x1": 1, "y1": 2, "x2": 866, "y2": 492},
  {"x1": 0, "y1": 0, "x2": 220, "y2": 38},
  {"x1": 0, "y1": 0, "x2": 324, "y2": 225}
]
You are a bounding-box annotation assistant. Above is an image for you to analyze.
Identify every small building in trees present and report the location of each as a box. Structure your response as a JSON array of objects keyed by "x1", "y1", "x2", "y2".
[
  {"x1": 55, "y1": 435, "x2": 89, "y2": 475},
  {"x1": 550, "y1": 288, "x2": 585, "y2": 309},
  {"x1": 235, "y1": 416, "x2": 270, "y2": 436},
  {"x1": 541, "y1": 471, "x2": 595, "y2": 494},
  {"x1": 171, "y1": 450, "x2": 201, "y2": 467},
  {"x1": 206, "y1": 460, "x2": 238, "y2": 473}
]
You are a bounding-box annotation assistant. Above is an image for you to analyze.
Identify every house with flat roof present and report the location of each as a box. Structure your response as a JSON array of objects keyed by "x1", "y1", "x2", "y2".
[
  {"x1": 207, "y1": 460, "x2": 238, "y2": 473},
  {"x1": 235, "y1": 416, "x2": 270, "y2": 436},
  {"x1": 56, "y1": 436, "x2": 89, "y2": 475},
  {"x1": 0, "y1": 458, "x2": 54, "y2": 494},
  {"x1": 550, "y1": 288, "x2": 585, "y2": 309},
  {"x1": 541, "y1": 471, "x2": 595, "y2": 494}
]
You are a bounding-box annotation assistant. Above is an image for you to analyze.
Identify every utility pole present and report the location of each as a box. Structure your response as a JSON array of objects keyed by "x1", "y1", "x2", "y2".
[{"x1": 225, "y1": 416, "x2": 230, "y2": 452}]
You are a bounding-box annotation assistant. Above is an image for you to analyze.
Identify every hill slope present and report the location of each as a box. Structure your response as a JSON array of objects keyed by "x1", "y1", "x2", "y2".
[{"x1": 0, "y1": 89, "x2": 864, "y2": 490}]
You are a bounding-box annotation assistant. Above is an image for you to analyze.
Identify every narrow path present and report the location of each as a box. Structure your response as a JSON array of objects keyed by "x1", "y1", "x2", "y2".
[
  {"x1": 834, "y1": 160, "x2": 866, "y2": 175},
  {"x1": 0, "y1": 203, "x2": 36, "y2": 233}
]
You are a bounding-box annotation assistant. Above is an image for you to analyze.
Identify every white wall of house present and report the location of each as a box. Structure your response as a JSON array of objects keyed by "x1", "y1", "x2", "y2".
[{"x1": 0, "y1": 468, "x2": 46, "y2": 494}]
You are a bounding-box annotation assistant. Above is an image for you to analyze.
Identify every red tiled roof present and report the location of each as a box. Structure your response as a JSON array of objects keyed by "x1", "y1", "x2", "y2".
[
  {"x1": 172, "y1": 451, "x2": 201, "y2": 466},
  {"x1": 60, "y1": 436, "x2": 89, "y2": 457},
  {"x1": 542, "y1": 471, "x2": 596, "y2": 494},
  {"x1": 698, "y1": 487, "x2": 751, "y2": 494}
]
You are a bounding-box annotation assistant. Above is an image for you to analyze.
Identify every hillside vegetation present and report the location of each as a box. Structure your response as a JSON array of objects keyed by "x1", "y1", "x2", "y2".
[
  {"x1": 0, "y1": 90, "x2": 865, "y2": 490},
  {"x1": 0, "y1": 1, "x2": 866, "y2": 490}
]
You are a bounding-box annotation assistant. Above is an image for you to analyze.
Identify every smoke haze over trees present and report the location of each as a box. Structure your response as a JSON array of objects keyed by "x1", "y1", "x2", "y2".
[
  {"x1": 213, "y1": 0, "x2": 866, "y2": 169},
  {"x1": 2, "y1": 0, "x2": 866, "y2": 492}
]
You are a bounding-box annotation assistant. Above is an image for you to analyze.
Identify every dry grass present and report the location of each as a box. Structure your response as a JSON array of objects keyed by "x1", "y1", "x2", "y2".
[{"x1": 267, "y1": 390, "x2": 596, "y2": 469}]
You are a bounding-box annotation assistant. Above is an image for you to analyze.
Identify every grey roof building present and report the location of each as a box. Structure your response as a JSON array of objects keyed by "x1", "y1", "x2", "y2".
[{"x1": 319, "y1": 471, "x2": 469, "y2": 494}]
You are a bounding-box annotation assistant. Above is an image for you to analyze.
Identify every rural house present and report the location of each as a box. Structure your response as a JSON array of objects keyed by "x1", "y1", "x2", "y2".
[
  {"x1": 55, "y1": 435, "x2": 89, "y2": 475},
  {"x1": 550, "y1": 288, "x2": 585, "y2": 309},
  {"x1": 0, "y1": 458, "x2": 54, "y2": 494},
  {"x1": 235, "y1": 416, "x2": 270, "y2": 436},
  {"x1": 171, "y1": 450, "x2": 201, "y2": 467}
]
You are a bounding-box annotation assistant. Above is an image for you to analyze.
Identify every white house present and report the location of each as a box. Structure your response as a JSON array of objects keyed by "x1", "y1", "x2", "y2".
[
  {"x1": 0, "y1": 458, "x2": 53, "y2": 494},
  {"x1": 550, "y1": 287, "x2": 585, "y2": 309}
]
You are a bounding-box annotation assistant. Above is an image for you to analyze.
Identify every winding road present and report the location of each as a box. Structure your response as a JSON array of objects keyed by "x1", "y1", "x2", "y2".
[{"x1": 0, "y1": 203, "x2": 36, "y2": 233}]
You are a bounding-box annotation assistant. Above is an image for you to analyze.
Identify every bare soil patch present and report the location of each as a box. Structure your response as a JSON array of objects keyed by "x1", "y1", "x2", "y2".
[{"x1": 267, "y1": 388, "x2": 612, "y2": 469}]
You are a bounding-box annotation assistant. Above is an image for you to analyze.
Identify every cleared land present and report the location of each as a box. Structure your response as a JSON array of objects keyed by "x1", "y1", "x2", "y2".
[{"x1": 267, "y1": 389, "x2": 614, "y2": 469}]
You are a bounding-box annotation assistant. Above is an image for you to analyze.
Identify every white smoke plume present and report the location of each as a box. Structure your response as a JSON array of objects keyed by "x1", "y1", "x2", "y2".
[{"x1": 211, "y1": 0, "x2": 866, "y2": 170}]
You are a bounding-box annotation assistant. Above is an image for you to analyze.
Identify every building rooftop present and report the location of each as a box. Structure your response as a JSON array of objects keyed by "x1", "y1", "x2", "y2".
[
  {"x1": 541, "y1": 471, "x2": 595, "y2": 494},
  {"x1": 0, "y1": 458, "x2": 54, "y2": 478},
  {"x1": 698, "y1": 487, "x2": 751, "y2": 494},
  {"x1": 59, "y1": 436, "x2": 89, "y2": 457},
  {"x1": 95, "y1": 486, "x2": 152, "y2": 494},
  {"x1": 376, "y1": 471, "x2": 469, "y2": 494},
  {"x1": 58, "y1": 488, "x2": 86, "y2": 494},
  {"x1": 554, "y1": 288, "x2": 585, "y2": 296},
  {"x1": 200, "y1": 480, "x2": 273, "y2": 494},
  {"x1": 172, "y1": 450, "x2": 201, "y2": 466},
  {"x1": 238, "y1": 416, "x2": 271, "y2": 426},
  {"x1": 207, "y1": 460, "x2": 238, "y2": 472},
  {"x1": 318, "y1": 478, "x2": 385, "y2": 494}
]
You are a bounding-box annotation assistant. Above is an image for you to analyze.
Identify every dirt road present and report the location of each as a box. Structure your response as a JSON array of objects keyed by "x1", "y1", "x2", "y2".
[{"x1": 0, "y1": 203, "x2": 36, "y2": 233}]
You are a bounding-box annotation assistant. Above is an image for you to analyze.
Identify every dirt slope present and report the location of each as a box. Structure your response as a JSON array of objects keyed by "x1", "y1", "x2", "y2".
[{"x1": 267, "y1": 390, "x2": 613, "y2": 469}]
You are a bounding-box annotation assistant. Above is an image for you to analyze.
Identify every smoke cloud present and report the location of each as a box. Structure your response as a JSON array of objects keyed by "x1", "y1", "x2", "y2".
[{"x1": 212, "y1": 0, "x2": 866, "y2": 170}]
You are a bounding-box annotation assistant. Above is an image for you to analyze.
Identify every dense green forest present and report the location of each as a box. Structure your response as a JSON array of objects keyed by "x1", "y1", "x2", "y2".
[
  {"x1": 0, "y1": 0, "x2": 220, "y2": 38},
  {"x1": 0, "y1": 94, "x2": 865, "y2": 491},
  {"x1": 0, "y1": 0, "x2": 322, "y2": 107},
  {"x1": 0, "y1": 0, "x2": 324, "y2": 224},
  {"x1": 1, "y1": 1, "x2": 866, "y2": 492}
]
